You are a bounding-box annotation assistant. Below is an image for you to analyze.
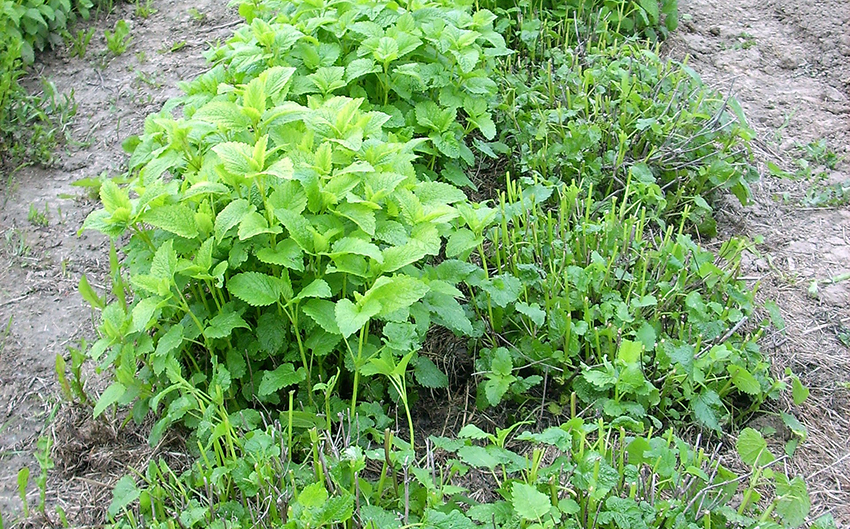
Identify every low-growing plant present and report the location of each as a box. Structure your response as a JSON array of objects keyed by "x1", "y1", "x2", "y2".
[
  {"x1": 105, "y1": 19, "x2": 133, "y2": 55},
  {"x1": 496, "y1": 39, "x2": 757, "y2": 233},
  {"x1": 67, "y1": 27, "x2": 96, "y2": 58},
  {"x1": 0, "y1": 0, "x2": 95, "y2": 63},
  {"x1": 480, "y1": 0, "x2": 678, "y2": 54},
  {"x1": 106, "y1": 416, "x2": 818, "y2": 529},
  {"x1": 462, "y1": 178, "x2": 777, "y2": 431},
  {"x1": 27, "y1": 202, "x2": 50, "y2": 226},
  {"x1": 133, "y1": 0, "x2": 156, "y2": 19}
]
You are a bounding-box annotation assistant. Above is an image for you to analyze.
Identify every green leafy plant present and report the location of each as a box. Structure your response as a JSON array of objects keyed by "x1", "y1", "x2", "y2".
[
  {"x1": 496, "y1": 39, "x2": 757, "y2": 233},
  {"x1": 105, "y1": 19, "x2": 133, "y2": 55},
  {"x1": 133, "y1": 0, "x2": 156, "y2": 18},
  {"x1": 67, "y1": 27, "x2": 95, "y2": 58},
  {"x1": 0, "y1": 0, "x2": 95, "y2": 63},
  {"x1": 463, "y1": 178, "x2": 777, "y2": 431},
  {"x1": 27, "y1": 202, "x2": 49, "y2": 226},
  {"x1": 199, "y1": 0, "x2": 511, "y2": 187}
]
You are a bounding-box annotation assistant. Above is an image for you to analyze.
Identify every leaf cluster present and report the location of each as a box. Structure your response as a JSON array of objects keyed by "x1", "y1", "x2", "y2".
[
  {"x1": 107, "y1": 417, "x2": 819, "y2": 529},
  {"x1": 496, "y1": 40, "x2": 757, "y2": 234},
  {"x1": 466, "y1": 180, "x2": 777, "y2": 432}
]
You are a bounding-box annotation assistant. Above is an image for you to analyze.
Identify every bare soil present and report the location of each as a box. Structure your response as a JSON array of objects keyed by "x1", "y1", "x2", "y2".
[
  {"x1": 668, "y1": 0, "x2": 850, "y2": 523},
  {"x1": 0, "y1": 0, "x2": 847, "y2": 526}
]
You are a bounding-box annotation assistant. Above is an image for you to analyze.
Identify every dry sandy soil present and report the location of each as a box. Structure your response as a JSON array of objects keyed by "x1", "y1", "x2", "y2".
[{"x1": 0, "y1": 0, "x2": 847, "y2": 526}]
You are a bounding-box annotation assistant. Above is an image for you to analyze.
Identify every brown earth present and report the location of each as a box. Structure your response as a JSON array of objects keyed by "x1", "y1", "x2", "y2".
[
  {"x1": 0, "y1": 1, "x2": 240, "y2": 524},
  {"x1": 0, "y1": 0, "x2": 847, "y2": 526},
  {"x1": 668, "y1": 0, "x2": 850, "y2": 523}
]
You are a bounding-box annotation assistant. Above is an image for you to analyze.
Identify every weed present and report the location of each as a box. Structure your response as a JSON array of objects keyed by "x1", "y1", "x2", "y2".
[
  {"x1": 105, "y1": 19, "x2": 133, "y2": 55},
  {"x1": 67, "y1": 28, "x2": 96, "y2": 59},
  {"x1": 133, "y1": 70, "x2": 161, "y2": 89},
  {"x1": 187, "y1": 7, "x2": 206, "y2": 22},
  {"x1": 27, "y1": 203, "x2": 50, "y2": 227},
  {"x1": 133, "y1": 0, "x2": 157, "y2": 19}
]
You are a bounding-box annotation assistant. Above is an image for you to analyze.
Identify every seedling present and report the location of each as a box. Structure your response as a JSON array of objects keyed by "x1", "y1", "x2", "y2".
[
  {"x1": 68, "y1": 28, "x2": 95, "y2": 58},
  {"x1": 105, "y1": 20, "x2": 133, "y2": 55},
  {"x1": 134, "y1": 0, "x2": 157, "y2": 18},
  {"x1": 27, "y1": 203, "x2": 49, "y2": 227}
]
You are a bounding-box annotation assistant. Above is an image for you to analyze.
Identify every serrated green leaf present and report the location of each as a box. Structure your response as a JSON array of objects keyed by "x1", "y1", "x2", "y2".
[
  {"x1": 213, "y1": 142, "x2": 255, "y2": 175},
  {"x1": 94, "y1": 382, "x2": 126, "y2": 418},
  {"x1": 150, "y1": 239, "x2": 177, "y2": 281},
  {"x1": 215, "y1": 199, "x2": 253, "y2": 242},
  {"x1": 257, "y1": 239, "x2": 304, "y2": 271},
  {"x1": 328, "y1": 236, "x2": 383, "y2": 263},
  {"x1": 193, "y1": 101, "x2": 252, "y2": 130},
  {"x1": 446, "y1": 228, "x2": 481, "y2": 258},
  {"x1": 515, "y1": 301, "x2": 545, "y2": 326},
  {"x1": 335, "y1": 298, "x2": 380, "y2": 338},
  {"x1": 108, "y1": 476, "x2": 140, "y2": 517},
  {"x1": 692, "y1": 390, "x2": 723, "y2": 432},
  {"x1": 293, "y1": 279, "x2": 332, "y2": 302},
  {"x1": 736, "y1": 427, "x2": 775, "y2": 467},
  {"x1": 362, "y1": 275, "x2": 430, "y2": 317},
  {"x1": 335, "y1": 202, "x2": 377, "y2": 236},
  {"x1": 275, "y1": 208, "x2": 315, "y2": 253},
  {"x1": 258, "y1": 364, "x2": 304, "y2": 396},
  {"x1": 303, "y1": 299, "x2": 341, "y2": 335},
  {"x1": 227, "y1": 272, "x2": 282, "y2": 306},
  {"x1": 457, "y1": 445, "x2": 499, "y2": 470},
  {"x1": 414, "y1": 357, "x2": 448, "y2": 388},
  {"x1": 728, "y1": 365, "x2": 761, "y2": 395},
  {"x1": 238, "y1": 210, "x2": 278, "y2": 240},
  {"x1": 511, "y1": 483, "x2": 551, "y2": 521},
  {"x1": 204, "y1": 311, "x2": 249, "y2": 339},
  {"x1": 775, "y1": 474, "x2": 810, "y2": 528},
  {"x1": 142, "y1": 204, "x2": 199, "y2": 239},
  {"x1": 130, "y1": 297, "x2": 161, "y2": 334},
  {"x1": 99, "y1": 180, "x2": 131, "y2": 213},
  {"x1": 484, "y1": 376, "x2": 512, "y2": 406}
]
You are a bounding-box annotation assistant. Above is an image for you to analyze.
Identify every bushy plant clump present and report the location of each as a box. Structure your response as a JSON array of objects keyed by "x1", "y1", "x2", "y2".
[
  {"x1": 58, "y1": 0, "x2": 822, "y2": 526},
  {"x1": 0, "y1": 0, "x2": 92, "y2": 165},
  {"x1": 465, "y1": 179, "x2": 776, "y2": 431},
  {"x1": 496, "y1": 40, "x2": 757, "y2": 234},
  {"x1": 82, "y1": 0, "x2": 512, "y2": 448}
]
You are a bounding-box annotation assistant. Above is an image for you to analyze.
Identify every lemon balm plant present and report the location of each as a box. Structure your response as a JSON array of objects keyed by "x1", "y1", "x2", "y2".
[{"x1": 82, "y1": 69, "x2": 487, "y2": 458}]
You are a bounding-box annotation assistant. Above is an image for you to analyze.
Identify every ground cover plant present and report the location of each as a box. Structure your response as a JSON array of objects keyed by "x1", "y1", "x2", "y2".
[
  {"x1": 494, "y1": 39, "x2": 757, "y2": 234},
  {"x1": 0, "y1": 0, "x2": 828, "y2": 526},
  {"x1": 0, "y1": 0, "x2": 97, "y2": 167},
  {"x1": 462, "y1": 179, "x2": 776, "y2": 432}
]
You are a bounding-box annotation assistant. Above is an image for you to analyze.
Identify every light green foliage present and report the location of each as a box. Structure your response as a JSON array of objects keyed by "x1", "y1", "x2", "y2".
[
  {"x1": 481, "y1": 0, "x2": 678, "y2": 50},
  {"x1": 497, "y1": 40, "x2": 756, "y2": 234},
  {"x1": 0, "y1": 0, "x2": 94, "y2": 63},
  {"x1": 109, "y1": 418, "x2": 810, "y2": 529},
  {"x1": 81, "y1": 0, "x2": 485, "y2": 441},
  {"x1": 198, "y1": 0, "x2": 510, "y2": 187},
  {"x1": 0, "y1": 0, "x2": 86, "y2": 165},
  {"x1": 468, "y1": 179, "x2": 776, "y2": 431},
  {"x1": 105, "y1": 18, "x2": 132, "y2": 54},
  {"x1": 74, "y1": 0, "x2": 818, "y2": 527}
]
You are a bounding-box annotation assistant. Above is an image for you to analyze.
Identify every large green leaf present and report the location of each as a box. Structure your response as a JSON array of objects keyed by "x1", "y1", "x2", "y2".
[
  {"x1": 511, "y1": 483, "x2": 551, "y2": 521},
  {"x1": 142, "y1": 204, "x2": 199, "y2": 239},
  {"x1": 227, "y1": 272, "x2": 282, "y2": 306},
  {"x1": 258, "y1": 364, "x2": 305, "y2": 396}
]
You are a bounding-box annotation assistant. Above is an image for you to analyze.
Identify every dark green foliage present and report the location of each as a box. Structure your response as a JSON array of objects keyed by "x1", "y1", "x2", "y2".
[
  {"x1": 466, "y1": 180, "x2": 777, "y2": 431},
  {"x1": 497, "y1": 40, "x2": 757, "y2": 233},
  {"x1": 0, "y1": 0, "x2": 89, "y2": 165}
]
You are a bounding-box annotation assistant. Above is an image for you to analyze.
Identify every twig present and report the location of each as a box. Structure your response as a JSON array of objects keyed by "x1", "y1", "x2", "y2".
[
  {"x1": 0, "y1": 293, "x2": 29, "y2": 308},
  {"x1": 807, "y1": 452, "x2": 850, "y2": 481},
  {"x1": 695, "y1": 316, "x2": 749, "y2": 359}
]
